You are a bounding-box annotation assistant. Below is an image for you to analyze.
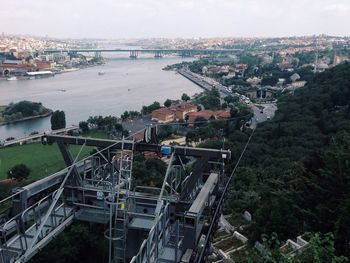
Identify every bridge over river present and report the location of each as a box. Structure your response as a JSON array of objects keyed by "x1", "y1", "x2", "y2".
[{"x1": 43, "y1": 48, "x2": 242, "y2": 58}]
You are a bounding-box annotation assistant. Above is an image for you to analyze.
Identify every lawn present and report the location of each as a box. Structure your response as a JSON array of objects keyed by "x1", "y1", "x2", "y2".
[
  {"x1": 0, "y1": 130, "x2": 111, "y2": 181},
  {"x1": 0, "y1": 143, "x2": 93, "y2": 180}
]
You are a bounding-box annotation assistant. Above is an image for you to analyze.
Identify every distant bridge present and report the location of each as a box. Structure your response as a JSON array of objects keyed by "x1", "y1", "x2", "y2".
[{"x1": 42, "y1": 48, "x2": 242, "y2": 58}]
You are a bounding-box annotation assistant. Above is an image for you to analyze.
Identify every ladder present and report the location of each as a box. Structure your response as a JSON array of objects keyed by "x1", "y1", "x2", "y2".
[{"x1": 109, "y1": 138, "x2": 134, "y2": 263}]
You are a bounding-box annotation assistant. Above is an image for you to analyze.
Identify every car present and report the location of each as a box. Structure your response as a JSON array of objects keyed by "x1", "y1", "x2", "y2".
[
  {"x1": 267, "y1": 116, "x2": 271, "y2": 120},
  {"x1": 260, "y1": 110, "x2": 263, "y2": 114}
]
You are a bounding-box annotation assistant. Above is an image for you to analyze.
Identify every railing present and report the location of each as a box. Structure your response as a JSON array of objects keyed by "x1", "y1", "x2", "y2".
[
  {"x1": 0, "y1": 190, "x2": 73, "y2": 262},
  {"x1": 129, "y1": 203, "x2": 170, "y2": 263}
]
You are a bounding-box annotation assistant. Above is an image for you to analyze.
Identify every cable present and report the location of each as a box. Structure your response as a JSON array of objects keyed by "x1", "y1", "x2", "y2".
[{"x1": 195, "y1": 127, "x2": 256, "y2": 263}]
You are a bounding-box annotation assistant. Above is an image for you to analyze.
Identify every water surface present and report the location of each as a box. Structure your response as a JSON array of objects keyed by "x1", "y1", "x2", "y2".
[{"x1": 0, "y1": 58, "x2": 201, "y2": 139}]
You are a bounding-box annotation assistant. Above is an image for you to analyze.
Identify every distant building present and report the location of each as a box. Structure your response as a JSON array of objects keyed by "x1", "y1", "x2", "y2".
[
  {"x1": 290, "y1": 73, "x2": 301, "y2": 82},
  {"x1": 171, "y1": 103, "x2": 197, "y2": 120},
  {"x1": 151, "y1": 103, "x2": 197, "y2": 123},
  {"x1": 39, "y1": 53, "x2": 70, "y2": 64},
  {"x1": 245, "y1": 87, "x2": 274, "y2": 100},
  {"x1": 278, "y1": 60, "x2": 291, "y2": 70},
  {"x1": 277, "y1": 78, "x2": 286, "y2": 86},
  {"x1": 186, "y1": 110, "x2": 216, "y2": 125},
  {"x1": 288, "y1": 81, "x2": 307, "y2": 88},
  {"x1": 34, "y1": 60, "x2": 55, "y2": 70},
  {"x1": 186, "y1": 109, "x2": 231, "y2": 126},
  {"x1": 151, "y1": 108, "x2": 175, "y2": 123},
  {"x1": 215, "y1": 110, "x2": 231, "y2": 120},
  {"x1": 246, "y1": 77, "x2": 262, "y2": 86},
  {"x1": 315, "y1": 63, "x2": 329, "y2": 72}
]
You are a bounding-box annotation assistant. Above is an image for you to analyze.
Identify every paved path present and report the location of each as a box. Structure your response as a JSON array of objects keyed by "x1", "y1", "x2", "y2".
[{"x1": 1, "y1": 125, "x2": 79, "y2": 147}]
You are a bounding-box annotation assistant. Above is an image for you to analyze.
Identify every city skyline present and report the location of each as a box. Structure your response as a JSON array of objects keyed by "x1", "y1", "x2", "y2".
[{"x1": 1, "y1": 0, "x2": 350, "y2": 39}]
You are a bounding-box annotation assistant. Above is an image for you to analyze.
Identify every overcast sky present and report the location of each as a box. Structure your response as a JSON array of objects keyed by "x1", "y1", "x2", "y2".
[{"x1": 1, "y1": 0, "x2": 350, "y2": 38}]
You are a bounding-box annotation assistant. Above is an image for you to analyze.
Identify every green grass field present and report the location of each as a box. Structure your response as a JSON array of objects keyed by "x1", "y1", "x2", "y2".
[{"x1": 0, "y1": 130, "x2": 110, "y2": 180}]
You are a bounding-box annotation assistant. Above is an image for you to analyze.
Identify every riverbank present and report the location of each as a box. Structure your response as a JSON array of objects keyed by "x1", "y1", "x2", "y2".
[
  {"x1": 0, "y1": 110, "x2": 52, "y2": 126},
  {"x1": 0, "y1": 58, "x2": 202, "y2": 140},
  {"x1": 177, "y1": 68, "x2": 212, "y2": 91},
  {"x1": 0, "y1": 62, "x2": 104, "y2": 82},
  {"x1": 0, "y1": 101, "x2": 53, "y2": 127}
]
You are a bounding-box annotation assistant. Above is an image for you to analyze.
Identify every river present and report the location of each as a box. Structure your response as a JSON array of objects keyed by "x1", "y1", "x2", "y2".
[{"x1": 0, "y1": 57, "x2": 201, "y2": 140}]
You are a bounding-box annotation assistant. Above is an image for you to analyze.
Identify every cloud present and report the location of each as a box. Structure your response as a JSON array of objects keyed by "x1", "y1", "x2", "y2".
[
  {"x1": 0, "y1": 0, "x2": 349, "y2": 38},
  {"x1": 323, "y1": 3, "x2": 350, "y2": 13}
]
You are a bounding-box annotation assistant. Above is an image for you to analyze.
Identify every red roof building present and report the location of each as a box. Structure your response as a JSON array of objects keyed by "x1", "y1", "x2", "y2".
[
  {"x1": 151, "y1": 107, "x2": 175, "y2": 123},
  {"x1": 186, "y1": 110, "x2": 215, "y2": 125},
  {"x1": 215, "y1": 110, "x2": 231, "y2": 119},
  {"x1": 186, "y1": 109, "x2": 231, "y2": 126},
  {"x1": 171, "y1": 103, "x2": 197, "y2": 120}
]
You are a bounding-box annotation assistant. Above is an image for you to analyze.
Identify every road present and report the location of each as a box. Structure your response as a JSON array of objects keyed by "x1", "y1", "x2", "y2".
[
  {"x1": 1, "y1": 126, "x2": 79, "y2": 147},
  {"x1": 250, "y1": 103, "x2": 278, "y2": 128},
  {"x1": 122, "y1": 115, "x2": 152, "y2": 135},
  {"x1": 178, "y1": 69, "x2": 232, "y2": 96},
  {"x1": 178, "y1": 68, "x2": 278, "y2": 128}
]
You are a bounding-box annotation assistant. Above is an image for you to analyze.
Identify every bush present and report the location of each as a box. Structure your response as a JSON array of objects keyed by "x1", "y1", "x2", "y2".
[
  {"x1": 79, "y1": 121, "x2": 89, "y2": 133},
  {"x1": 7, "y1": 164, "x2": 30, "y2": 181}
]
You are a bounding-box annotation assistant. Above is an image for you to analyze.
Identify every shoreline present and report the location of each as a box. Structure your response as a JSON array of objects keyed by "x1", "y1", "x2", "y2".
[
  {"x1": 0, "y1": 59, "x2": 198, "y2": 140},
  {"x1": 0, "y1": 62, "x2": 104, "y2": 81},
  {"x1": 0, "y1": 110, "x2": 52, "y2": 126}
]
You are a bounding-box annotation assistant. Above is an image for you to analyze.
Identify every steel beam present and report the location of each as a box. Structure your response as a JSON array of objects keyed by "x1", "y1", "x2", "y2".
[{"x1": 42, "y1": 135, "x2": 231, "y2": 159}]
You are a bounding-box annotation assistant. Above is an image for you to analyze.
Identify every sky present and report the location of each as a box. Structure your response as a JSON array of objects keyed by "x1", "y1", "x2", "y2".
[{"x1": 1, "y1": 0, "x2": 350, "y2": 38}]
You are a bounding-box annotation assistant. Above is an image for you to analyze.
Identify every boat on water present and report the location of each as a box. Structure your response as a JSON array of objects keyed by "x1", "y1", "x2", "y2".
[
  {"x1": 98, "y1": 71, "x2": 105, "y2": 75},
  {"x1": 7, "y1": 76, "x2": 18, "y2": 81},
  {"x1": 26, "y1": 71, "x2": 54, "y2": 79}
]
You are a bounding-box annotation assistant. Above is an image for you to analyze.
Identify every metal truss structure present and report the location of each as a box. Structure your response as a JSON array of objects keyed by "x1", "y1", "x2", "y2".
[{"x1": 0, "y1": 133, "x2": 231, "y2": 263}]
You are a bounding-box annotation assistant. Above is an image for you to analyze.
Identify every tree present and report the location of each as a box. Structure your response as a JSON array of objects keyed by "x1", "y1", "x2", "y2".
[
  {"x1": 261, "y1": 76, "x2": 278, "y2": 86},
  {"x1": 50, "y1": 110, "x2": 66, "y2": 130},
  {"x1": 181, "y1": 93, "x2": 190, "y2": 101},
  {"x1": 122, "y1": 129, "x2": 129, "y2": 137},
  {"x1": 121, "y1": 111, "x2": 130, "y2": 121},
  {"x1": 158, "y1": 125, "x2": 173, "y2": 140},
  {"x1": 194, "y1": 117, "x2": 208, "y2": 128},
  {"x1": 295, "y1": 233, "x2": 348, "y2": 263},
  {"x1": 224, "y1": 95, "x2": 240, "y2": 104},
  {"x1": 246, "y1": 233, "x2": 348, "y2": 263},
  {"x1": 164, "y1": 99, "x2": 172, "y2": 107},
  {"x1": 7, "y1": 164, "x2": 30, "y2": 181},
  {"x1": 141, "y1": 101, "x2": 161, "y2": 114},
  {"x1": 114, "y1": 123, "x2": 123, "y2": 133},
  {"x1": 79, "y1": 121, "x2": 89, "y2": 133}
]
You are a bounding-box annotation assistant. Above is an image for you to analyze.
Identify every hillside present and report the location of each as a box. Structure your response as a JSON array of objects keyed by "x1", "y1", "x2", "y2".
[{"x1": 225, "y1": 62, "x2": 350, "y2": 258}]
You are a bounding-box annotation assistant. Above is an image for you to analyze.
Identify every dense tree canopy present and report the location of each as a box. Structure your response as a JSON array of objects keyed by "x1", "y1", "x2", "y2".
[
  {"x1": 141, "y1": 101, "x2": 161, "y2": 114},
  {"x1": 181, "y1": 93, "x2": 190, "y2": 102},
  {"x1": 2, "y1": 101, "x2": 50, "y2": 122},
  {"x1": 195, "y1": 88, "x2": 221, "y2": 110},
  {"x1": 226, "y1": 62, "x2": 350, "y2": 258},
  {"x1": 50, "y1": 110, "x2": 66, "y2": 130}
]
